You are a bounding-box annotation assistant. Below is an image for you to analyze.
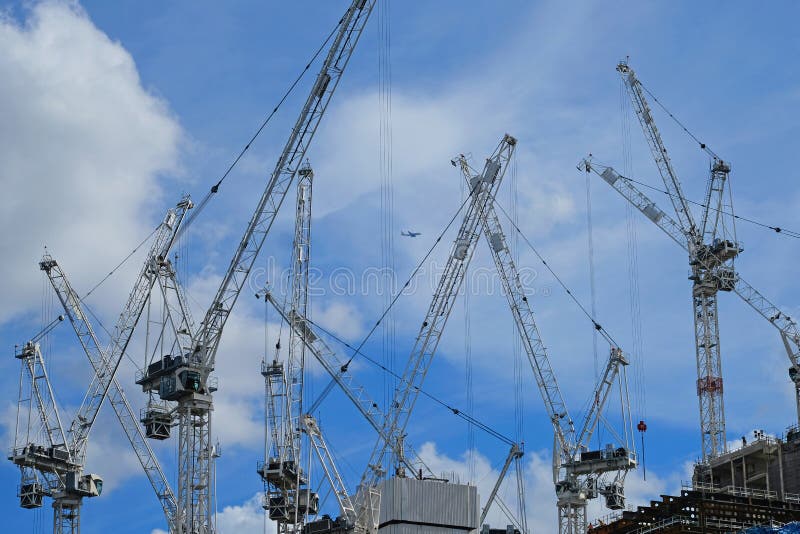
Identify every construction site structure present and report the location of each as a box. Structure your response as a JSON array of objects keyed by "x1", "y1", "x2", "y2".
[
  {"x1": 10, "y1": 197, "x2": 190, "y2": 533},
  {"x1": 260, "y1": 161, "x2": 317, "y2": 532},
  {"x1": 693, "y1": 426, "x2": 800, "y2": 502},
  {"x1": 131, "y1": 2, "x2": 378, "y2": 532},
  {"x1": 589, "y1": 428, "x2": 800, "y2": 534},
  {"x1": 616, "y1": 59, "x2": 740, "y2": 463},
  {"x1": 451, "y1": 150, "x2": 637, "y2": 532},
  {"x1": 588, "y1": 488, "x2": 800, "y2": 534},
  {"x1": 376, "y1": 478, "x2": 479, "y2": 533}
]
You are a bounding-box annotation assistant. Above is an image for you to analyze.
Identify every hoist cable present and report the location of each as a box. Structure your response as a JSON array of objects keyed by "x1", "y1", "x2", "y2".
[
  {"x1": 302, "y1": 315, "x2": 515, "y2": 447},
  {"x1": 460, "y1": 164, "x2": 476, "y2": 480},
  {"x1": 621, "y1": 79, "x2": 648, "y2": 441},
  {"x1": 586, "y1": 160, "x2": 600, "y2": 381},
  {"x1": 585, "y1": 162, "x2": 602, "y2": 448}
]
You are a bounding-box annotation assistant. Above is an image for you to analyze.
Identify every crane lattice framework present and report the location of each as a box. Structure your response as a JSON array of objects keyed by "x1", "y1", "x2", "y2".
[
  {"x1": 266, "y1": 134, "x2": 518, "y2": 533},
  {"x1": 453, "y1": 154, "x2": 636, "y2": 534},
  {"x1": 132, "y1": 2, "x2": 377, "y2": 532},
  {"x1": 273, "y1": 135, "x2": 634, "y2": 534},
  {"x1": 583, "y1": 159, "x2": 800, "y2": 453},
  {"x1": 260, "y1": 162, "x2": 317, "y2": 532},
  {"x1": 9, "y1": 197, "x2": 190, "y2": 534},
  {"x1": 351, "y1": 135, "x2": 518, "y2": 531},
  {"x1": 614, "y1": 58, "x2": 747, "y2": 462}
]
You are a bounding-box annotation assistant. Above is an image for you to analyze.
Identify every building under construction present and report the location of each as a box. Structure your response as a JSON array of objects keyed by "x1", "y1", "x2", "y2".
[{"x1": 589, "y1": 427, "x2": 800, "y2": 533}]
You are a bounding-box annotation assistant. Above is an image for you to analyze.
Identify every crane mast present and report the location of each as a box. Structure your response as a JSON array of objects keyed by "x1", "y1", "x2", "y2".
[
  {"x1": 260, "y1": 163, "x2": 317, "y2": 532},
  {"x1": 618, "y1": 60, "x2": 739, "y2": 462},
  {"x1": 456, "y1": 156, "x2": 634, "y2": 533},
  {"x1": 133, "y1": 4, "x2": 376, "y2": 532}
]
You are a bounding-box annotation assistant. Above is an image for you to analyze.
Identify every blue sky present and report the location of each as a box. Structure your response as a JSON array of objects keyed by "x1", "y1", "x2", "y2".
[{"x1": 1, "y1": 1, "x2": 799, "y2": 532}]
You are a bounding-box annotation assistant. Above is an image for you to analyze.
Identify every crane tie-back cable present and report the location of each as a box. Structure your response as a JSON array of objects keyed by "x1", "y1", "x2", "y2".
[
  {"x1": 180, "y1": 16, "x2": 345, "y2": 234},
  {"x1": 636, "y1": 78, "x2": 720, "y2": 161},
  {"x1": 342, "y1": 177, "x2": 482, "y2": 369},
  {"x1": 488, "y1": 193, "x2": 622, "y2": 349},
  {"x1": 626, "y1": 173, "x2": 800, "y2": 239},
  {"x1": 588, "y1": 160, "x2": 800, "y2": 239},
  {"x1": 302, "y1": 314, "x2": 515, "y2": 447},
  {"x1": 304, "y1": 176, "x2": 484, "y2": 412},
  {"x1": 628, "y1": 78, "x2": 797, "y2": 237}
]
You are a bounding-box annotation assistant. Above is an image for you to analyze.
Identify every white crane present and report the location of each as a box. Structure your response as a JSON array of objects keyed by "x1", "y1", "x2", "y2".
[
  {"x1": 453, "y1": 154, "x2": 636, "y2": 534},
  {"x1": 260, "y1": 162, "x2": 317, "y2": 532},
  {"x1": 134, "y1": 3, "x2": 377, "y2": 532},
  {"x1": 615, "y1": 60, "x2": 739, "y2": 462},
  {"x1": 268, "y1": 134, "x2": 517, "y2": 533},
  {"x1": 348, "y1": 134, "x2": 518, "y2": 531},
  {"x1": 582, "y1": 158, "x2": 800, "y2": 452},
  {"x1": 10, "y1": 197, "x2": 190, "y2": 533},
  {"x1": 11, "y1": 316, "x2": 70, "y2": 513}
]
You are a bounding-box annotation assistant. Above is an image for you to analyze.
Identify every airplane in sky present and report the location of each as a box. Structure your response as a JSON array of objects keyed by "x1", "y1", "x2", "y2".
[{"x1": 401, "y1": 230, "x2": 421, "y2": 237}]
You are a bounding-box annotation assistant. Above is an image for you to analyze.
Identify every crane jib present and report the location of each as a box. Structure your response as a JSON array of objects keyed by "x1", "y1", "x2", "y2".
[{"x1": 195, "y1": 0, "x2": 377, "y2": 373}]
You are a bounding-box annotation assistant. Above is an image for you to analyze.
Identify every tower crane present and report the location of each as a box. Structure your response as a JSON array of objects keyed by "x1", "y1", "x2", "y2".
[
  {"x1": 273, "y1": 135, "x2": 631, "y2": 533},
  {"x1": 39, "y1": 198, "x2": 189, "y2": 532},
  {"x1": 351, "y1": 134, "x2": 518, "y2": 531},
  {"x1": 11, "y1": 316, "x2": 70, "y2": 512},
  {"x1": 269, "y1": 134, "x2": 518, "y2": 533},
  {"x1": 10, "y1": 197, "x2": 190, "y2": 533},
  {"x1": 615, "y1": 60, "x2": 739, "y2": 462},
  {"x1": 582, "y1": 158, "x2": 800, "y2": 447},
  {"x1": 453, "y1": 154, "x2": 636, "y2": 534},
  {"x1": 260, "y1": 162, "x2": 318, "y2": 531},
  {"x1": 134, "y1": 2, "x2": 377, "y2": 532}
]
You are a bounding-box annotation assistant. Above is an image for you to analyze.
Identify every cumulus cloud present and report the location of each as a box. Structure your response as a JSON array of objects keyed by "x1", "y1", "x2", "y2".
[
  {"x1": 0, "y1": 0, "x2": 185, "y2": 523},
  {"x1": 152, "y1": 493, "x2": 274, "y2": 534},
  {"x1": 0, "y1": 1, "x2": 182, "y2": 324},
  {"x1": 215, "y1": 493, "x2": 275, "y2": 534}
]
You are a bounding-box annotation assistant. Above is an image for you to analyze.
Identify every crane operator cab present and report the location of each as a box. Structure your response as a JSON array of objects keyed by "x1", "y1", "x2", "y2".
[
  {"x1": 60, "y1": 472, "x2": 103, "y2": 499},
  {"x1": 136, "y1": 351, "x2": 216, "y2": 403}
]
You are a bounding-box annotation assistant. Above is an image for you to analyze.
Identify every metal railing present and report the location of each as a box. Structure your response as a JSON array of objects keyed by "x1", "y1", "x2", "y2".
[{"x1": 685, "y1": 480, "x2": 778, "y2": 500}]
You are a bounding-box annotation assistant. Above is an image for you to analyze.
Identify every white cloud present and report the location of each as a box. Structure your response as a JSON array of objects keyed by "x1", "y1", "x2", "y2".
[
  {"x1": 312, "y1": 300, "x2": 365, "y2": 341},
  {"x1": 152, "y1": 493, "x2": 274, "y2": 534},
  {"x1": 0, "y1": 1, "x2": 182, "y2": 324},
  {"x1": 215, "y1": 493, "x2": 274, "y2": 534}
]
